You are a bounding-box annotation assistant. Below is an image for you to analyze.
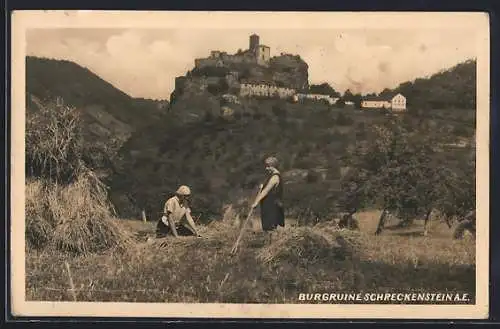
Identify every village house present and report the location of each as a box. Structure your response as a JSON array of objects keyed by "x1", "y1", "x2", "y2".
[
  {"x1": 295, "y1": 93, "x2": 339, "y2": 105},
  {"x1": 361, "y1": 93, "x2": 407, "y2": 111}
]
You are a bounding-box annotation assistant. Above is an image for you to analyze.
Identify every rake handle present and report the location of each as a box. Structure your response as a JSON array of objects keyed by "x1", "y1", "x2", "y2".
[{"x1": 230, "y1": 206, "x2": 255, "y2": 254}]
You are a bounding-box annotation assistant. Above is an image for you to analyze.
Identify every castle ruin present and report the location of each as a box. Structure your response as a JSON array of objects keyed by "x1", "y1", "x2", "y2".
[
  {"x1": 194, "y1": 34, "x2": 271, "y2": 69},
  {"x1": 172, "y1": 34, "x2": 310, "y2": 104}
]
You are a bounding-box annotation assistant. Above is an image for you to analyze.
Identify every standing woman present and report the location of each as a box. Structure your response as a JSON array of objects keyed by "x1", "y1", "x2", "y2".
[{"x1": 252, "y1": 156, "x2": 285, "y2": 231}]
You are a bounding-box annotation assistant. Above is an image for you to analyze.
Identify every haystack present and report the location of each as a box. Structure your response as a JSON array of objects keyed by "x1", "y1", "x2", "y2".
[
  {"x1": 26, "y1": 172, "x2": 133, "y2": 255},
  {"x1": 26, "y1": 179, "x2": 54, "y2": 250}
]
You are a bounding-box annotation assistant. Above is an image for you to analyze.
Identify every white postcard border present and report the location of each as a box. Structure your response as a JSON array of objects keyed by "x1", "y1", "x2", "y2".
[{"x1": 10, "y1": 10, "x2": 490, "y2": 319}]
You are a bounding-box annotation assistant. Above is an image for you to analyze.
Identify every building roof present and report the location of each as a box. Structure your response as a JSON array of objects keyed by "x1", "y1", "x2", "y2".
[
  {"x1": 363, "y1": 93, "x2": 403, "y2": 102},
  {"x1": 363, "y1": 95, "x2": 392, "y2": 101}
]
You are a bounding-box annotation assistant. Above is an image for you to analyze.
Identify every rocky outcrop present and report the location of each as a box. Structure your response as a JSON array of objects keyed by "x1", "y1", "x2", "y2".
[
  {"x1": 169, "y1": 53, "x2": 309, "y2": 121},
  {"x1": 270, "y1": 54, "x2": 309, "y2": 91}
]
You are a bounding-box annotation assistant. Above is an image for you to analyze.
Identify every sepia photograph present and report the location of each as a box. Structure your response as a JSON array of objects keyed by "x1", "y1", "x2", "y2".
[{"x1": 10, "y1": 11, "x2": 489, "y2": 319}]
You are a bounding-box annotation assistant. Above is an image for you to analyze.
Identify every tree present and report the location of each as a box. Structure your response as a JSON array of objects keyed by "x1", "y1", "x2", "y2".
[
  {"x1": 352, "y1": 93, "x2": 363, "y2": 109},
  {"x1": 343, "y1": 89, "x2": 354, "y2": 102},
  {"x1": 309, "y1": 83, "x2": 341, "y2": 97},
  {"x1": 437, "y1": 151, "x2": 475, "y2": 232},
  {"x1": 342, "y1": 117, "x2": 459, "y2": 235},
  {"x1": 379, "y1": 88, "x2": 392, "y2": 97}
]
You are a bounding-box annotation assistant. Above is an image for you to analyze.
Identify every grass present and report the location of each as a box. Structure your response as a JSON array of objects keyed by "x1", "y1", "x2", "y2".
[{"x1": 26, "y1": 209, "x2": 475, "y2": 304}]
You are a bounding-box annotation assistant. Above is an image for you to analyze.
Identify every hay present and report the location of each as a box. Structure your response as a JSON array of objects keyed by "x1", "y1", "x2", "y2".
[
  {"x1": 147, "y1": 219, "x2": 236, "y2": 251},
  {"x1": 26, "y1": 216, "x2": 53, "y2": 250},
  {"x1": 26, "y1": 180, "x2": 54, "y2": 249},
  {"x1": 25, "y1": 172, "x2": 134, "y2": 255},
  {"x1": 256, "y1": 225, "x2": 361, "y2": 265},
  {"x1": 52, "y1": 216, "x2": 132, "y2": 254}
]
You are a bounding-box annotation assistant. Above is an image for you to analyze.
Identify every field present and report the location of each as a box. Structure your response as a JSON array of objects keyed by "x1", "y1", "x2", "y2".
[{"x1": 26, "y1": 211, "x2": 475, "y2": 304}]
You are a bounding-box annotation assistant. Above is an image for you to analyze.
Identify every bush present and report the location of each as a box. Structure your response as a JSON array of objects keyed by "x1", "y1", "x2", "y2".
[
  {"x1": 191, "y1": 66, "x2": 230, "y2": 78},
  {"x1": 335, "y1": 112, "x2": 354, "y2": 126},
  {"x1": 453, "y1": 220, "x2": 476, "y2": 240},
  {"x1": 271, "y1": 103, "x2": 288, "y2": 118},
  {"x1": 207, "y1": 78, "x2": 229, "y2": 96}
]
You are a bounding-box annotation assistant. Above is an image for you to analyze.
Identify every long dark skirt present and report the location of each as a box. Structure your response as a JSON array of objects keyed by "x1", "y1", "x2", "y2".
[
  {"x1": 260, "y1": 200, "x2": 285, "y2": 231},
  {"x1": 156, "y1": 220, "x2": 195, "y2": 238}
]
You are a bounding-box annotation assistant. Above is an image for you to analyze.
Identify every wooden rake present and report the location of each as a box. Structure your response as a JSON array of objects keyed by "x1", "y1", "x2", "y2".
[
  {"x1": 230, "y1": 206, "x2": 255, "y2": 255},
  {"x1": 230, "y1": 186, "x2": 263, "y2": 255}
]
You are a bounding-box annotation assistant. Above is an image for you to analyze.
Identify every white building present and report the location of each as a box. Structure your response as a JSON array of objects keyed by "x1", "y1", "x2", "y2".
[
  {"x1": 361, "y1": 93, "x2": 407, "y2": 111},
  {"x1": 239, "y1": 82, "x2": 296, "y2": 99},
  {"x1": 296, "y1": 93, "x2": 339, "y2": 105}
]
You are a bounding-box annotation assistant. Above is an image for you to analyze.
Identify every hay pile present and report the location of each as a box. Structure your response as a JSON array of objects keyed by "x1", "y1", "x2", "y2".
[
  {"x1": 256, "y1": 223, "x2": 362, "y2": 265},
  {"x1": 146, "y1": 218, "x2": 237, "y2": 251},
  {"x1": 26, "y1": 172, "x2": 133, "y2": 254}
]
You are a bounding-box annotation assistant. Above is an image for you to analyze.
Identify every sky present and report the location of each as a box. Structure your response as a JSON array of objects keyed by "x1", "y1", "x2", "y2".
[{"x1": 26, "y1": 28, "x2": 477, "y2": 100}]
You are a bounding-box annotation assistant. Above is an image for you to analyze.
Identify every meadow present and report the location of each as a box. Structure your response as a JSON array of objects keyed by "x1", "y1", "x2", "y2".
[{"x1": 26, "y1": 209, "x2": 475, "y2": 304}]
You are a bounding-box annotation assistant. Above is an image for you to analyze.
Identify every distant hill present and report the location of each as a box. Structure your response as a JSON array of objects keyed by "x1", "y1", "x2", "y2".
[
  {"x1": 26, "y1": 56, "x2": 168, "y2": 153},
  {"x1": 382, "y1": 59, "x2": 476, "y2": 110}
]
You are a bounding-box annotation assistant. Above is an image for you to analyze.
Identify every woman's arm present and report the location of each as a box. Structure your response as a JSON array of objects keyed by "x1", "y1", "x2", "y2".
[
  {"x1": 184, "y1": 210, "x2": 199, "y2": 236},
  {"x1": 252, "y1": 175, "x2": 279, "y2": 208},
  {"x1": 167, "y1": 215, "x2": 179, "y2": 237}
]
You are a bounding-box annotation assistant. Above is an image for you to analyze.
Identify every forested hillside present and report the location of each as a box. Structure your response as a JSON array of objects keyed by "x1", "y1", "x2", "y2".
[
  {"x1": 386, "y1": 59, "x2": 476, "y2": 110},
  {"x1": 109, "y1": 98, "x2": 473, "y2": 223}
]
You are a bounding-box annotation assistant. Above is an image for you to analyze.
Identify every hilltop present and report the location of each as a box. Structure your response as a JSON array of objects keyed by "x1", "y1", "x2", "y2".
[
  {"x1": 26, "y1": 56, "x2": 169, "y2": 157},
  {"x1": 382, "y1": 59, "x2": 476, "y2": 110},
  {"x1": 169, "y1": 34, "x2": 309, "y2": 122}
]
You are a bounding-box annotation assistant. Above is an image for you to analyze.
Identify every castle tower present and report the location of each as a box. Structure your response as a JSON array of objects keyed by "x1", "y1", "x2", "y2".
[
  {"x1": 249, "y1": 34, "x2": 259, "y2": 52},
  {"x1": 256, "y1": 45, "x2": 270, "y2": 66}
]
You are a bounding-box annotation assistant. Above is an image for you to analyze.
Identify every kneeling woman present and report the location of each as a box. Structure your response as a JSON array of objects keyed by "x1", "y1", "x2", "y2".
[{"x1": 156, "y1": 185, "x2": 201, "y2": 238}]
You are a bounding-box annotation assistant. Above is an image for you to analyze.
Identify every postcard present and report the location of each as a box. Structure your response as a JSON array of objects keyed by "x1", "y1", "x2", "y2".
[{"x1": 11, "y1": 10, "x2": 489, "y2": 319}]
